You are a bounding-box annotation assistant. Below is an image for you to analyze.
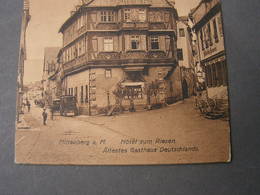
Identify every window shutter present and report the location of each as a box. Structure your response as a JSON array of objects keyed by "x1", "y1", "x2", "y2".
[
  {"x1": 92, "y1": 39, "x2": 98, "y2": 52},
  {"x1": 165, "y1": 36, "x2": 172, "y2": 57},
  {"x1": 113, "y1": 36, "x2": 118, "y2": 51},
  {"x1": 125, "y1": 35, "x2": 130, "y2": 50},
  {"x1": 140, "y1": 35, "x2": 146, "y2": 50},
  {"x1": 98, "y1": 37, "x2": 103, "y2": 51},
  {"x1": 160, "y1": 36, "x2": 165, "y2": 51}
]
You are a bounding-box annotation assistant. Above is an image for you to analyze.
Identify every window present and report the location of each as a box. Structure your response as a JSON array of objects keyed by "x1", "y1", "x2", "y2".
[
  {"x1": 67, "y1": 48, "x2": 70, "y2": 61},
  {"x1": 63, "y1": 52, "x2": 65, "y2": 63},
  {"x1": 105, "y1": 69, "x2": 112, "y2": 78},
  {"x1": 131, "y1": 36, "x2": 140, "y2": 50},
  {"x1": 92, "y1": 38, "x2": 98, "y2": 52},
  {"x1": 177, "y1": 49, "x2": 183, "y2": 61},
  {"x1": 82, "y1": 38, "x2": 86, "y2": 54},
  {"x1": 81, "y1": 14, "x2": 85, "y2": 27},
  {"x1": 108, "y1": 11, "x2": 114, "y2": 22},
  {"x1": 138, "y1": 9, "x2": 146, "y2": 22},
  {"x1": 151, "y1": 36, "x2": 159, "y2": 50},
  {"x1": 104, "y1": 37, "x2": 114, "y2": 51},
  {"x1": 77, "y1": 14, "x2": 85, "y2": 29},
  {"x1": 212, "y1": 64, "x2": 217, "y2": 87},
  {"x1": 179, "y1": 28, "x2": 185, "y2": 37},
  {"x1": 124, "y1": 86, "x2": 143, "y2": 100},
  {"x1": 124, "y1": 9, "x2": 131, "y2": 22},
  {"x1": 200, "y1": 29, "x2": 204, "y2": 50},
  {"x1": 207, "y1": 23, "x2": 213, "y2": 46},
  {"x1": 78, "y1": 41, "x2": 82, "y2": 56},
  {"x1": 206, "y1": 66, "x2": 212, "y2": 87},
  {"x1": 85, "y1": 85, "x2": 88, "y2": 103},
  {"x1": 75, "y1": 87, "x2": 78, "y2": 100},
  {"x1": 80, "y1": 86, "x2": 84, "y2": 103},
  {"x1": 212, "y1": 18, "x2": 219, "y2": 43},
  {"x1": 205, "y1": 62, "x2": 228, "y2": 88},
  {"x1": 74, "y1": 44, "x2": 78, "y2": 58},
  {"x1": 101, "y1": 11, "x2": 107, "y2": 22},
  {"x1": 150, "y1": 11, "x2": 163, "y2": 22},
  {"x1": 216, "y1": 62, "x2": 223, "y2": 86},
  {"x1": 101, "y1": 11, "x2": 115, "y2": 22},
  {"x1": 218, "y1": 16, "x2": 223, "y2": 37}
]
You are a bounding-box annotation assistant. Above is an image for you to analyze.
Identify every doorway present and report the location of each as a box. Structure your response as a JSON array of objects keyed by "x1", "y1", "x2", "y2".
[{"x1": 182, "y1": 79, "x2": 189, "y2": 99}]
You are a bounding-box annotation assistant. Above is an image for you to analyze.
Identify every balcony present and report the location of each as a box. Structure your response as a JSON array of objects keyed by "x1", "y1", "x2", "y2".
[
  {"x1": 63, "y1": 50, "x2": 175, "y2": 73},
  {"x1": 96, "y1": 51, "x2": 121, "y2": 60},
  {"x1": 63, "y1": 54, "x2": 88, "y2": 71},
  {"x1": 121, "y1": 50, "x2": 147, "y2": 59},
  {"x1": 147, "y1": 50, "x2": 167, "y2": 59},
  {"x1": 91, "y1": 50, "x2": 172, "y2": 62}
]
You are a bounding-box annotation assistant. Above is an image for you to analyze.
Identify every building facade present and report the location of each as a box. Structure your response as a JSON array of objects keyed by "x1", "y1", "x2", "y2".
[
  {"x1": 191, "y1": 0, "x2": 228, "y2": 100},
  {"x1": 59, "y1": 0, "x2": 181, "y2": 115},
  {"x1": 176, "y1": 16, "x2": 196, "y2": 99},
  {"x1": 17, "y1": 0, "x2": 30, "y2": 120},
  {"x1": 42, "y1": 47, "x2": 61, "y2": 106}
]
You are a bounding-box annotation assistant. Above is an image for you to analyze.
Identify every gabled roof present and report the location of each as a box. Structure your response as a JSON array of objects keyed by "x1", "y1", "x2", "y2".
[{"x1": 85, "y1": 0, "x2": 174, "y2": 8}]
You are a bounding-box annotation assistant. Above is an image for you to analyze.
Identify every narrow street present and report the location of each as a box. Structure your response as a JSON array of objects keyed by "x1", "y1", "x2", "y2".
[{"x1": 16, "y1": 97, "x2": 230, "y2": 165}]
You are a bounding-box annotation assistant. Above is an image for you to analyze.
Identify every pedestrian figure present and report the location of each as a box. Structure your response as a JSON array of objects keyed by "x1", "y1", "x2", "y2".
[
  {"x1": 26, "y1": 100, "x2": 31, "y2": 112},
  {"x1": 42, "y1": 108, "x2": 48, "y2": 125}
]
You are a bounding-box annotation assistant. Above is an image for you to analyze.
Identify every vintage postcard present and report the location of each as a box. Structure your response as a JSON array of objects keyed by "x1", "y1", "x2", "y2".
[{"x1": 16, "y1": 0, "x2": 231, "y2": 165}]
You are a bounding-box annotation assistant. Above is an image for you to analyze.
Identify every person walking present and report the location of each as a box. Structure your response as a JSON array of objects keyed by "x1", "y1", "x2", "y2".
[{"x1": 42, "y1": 108, "x2": 48, "y2": 125}]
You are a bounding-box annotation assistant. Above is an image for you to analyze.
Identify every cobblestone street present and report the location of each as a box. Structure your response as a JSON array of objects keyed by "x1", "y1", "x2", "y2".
[{"x1": 15, "y1": 97, "x2": 230, "y2": 165}]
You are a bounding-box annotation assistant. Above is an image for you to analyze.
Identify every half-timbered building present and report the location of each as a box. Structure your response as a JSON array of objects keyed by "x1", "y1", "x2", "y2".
[
  {"x1": 58, "y1": 0, "x2": 181, "y2": 115},
  {"x1": 191, "y1": 0, "x2": 228, "y2": 100}
]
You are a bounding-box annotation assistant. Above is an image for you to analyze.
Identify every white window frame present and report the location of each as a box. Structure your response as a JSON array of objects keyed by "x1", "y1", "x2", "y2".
[
  {"x1": 131, "y1": 35, "x2": 140, "y2": 50},
  {"x1": 101, "y1": 11, "x2": 107, "y2": 22},
  {"x1": 101, "y1": 11, "x2": 115, "y2": 22},
  {"x1": 104, "y1": 37, "x2": 114, "y2": 51},
  {"x1": 150, "y1": 36, "x2": 160, "y2": 50},
  {"x1": 105, "y1": 69, "x2": 112, "y2": 78}
]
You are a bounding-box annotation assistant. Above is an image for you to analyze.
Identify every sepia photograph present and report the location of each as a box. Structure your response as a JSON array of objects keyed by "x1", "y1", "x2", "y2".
[{"x1": 15, "y1": 0, "x2": 231, "y2": 165}]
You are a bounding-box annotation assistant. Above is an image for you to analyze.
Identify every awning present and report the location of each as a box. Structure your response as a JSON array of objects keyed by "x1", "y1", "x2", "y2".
[{"x1": 121, "y1": 82, "x2": 145, "y2": 87}]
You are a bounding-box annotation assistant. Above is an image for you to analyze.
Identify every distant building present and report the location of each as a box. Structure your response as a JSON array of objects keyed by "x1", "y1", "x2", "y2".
[
  {"x1": 17, "y1": 0, "x2": 31, "y2": 119},
  {"x1": 191, "y1": 0, "x2": 228, "y2": 100},
  {"x1": 176, "y1": 16, "x2": 196, "y2": 98},
  {"x1": 58, "y1": 0, "x2": 183, "y2": 115},
  {"x1": 24, "y1": 81, "x2": 42, "y2": 101},
  {"x1": 42, "y1": 47, "x2": 61, "y2": 106}
]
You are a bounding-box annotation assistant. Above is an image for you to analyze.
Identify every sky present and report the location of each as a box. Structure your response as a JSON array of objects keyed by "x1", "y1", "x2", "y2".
[{"x1": 24, "y1": 0, "x2": 200, "y2": 84}]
